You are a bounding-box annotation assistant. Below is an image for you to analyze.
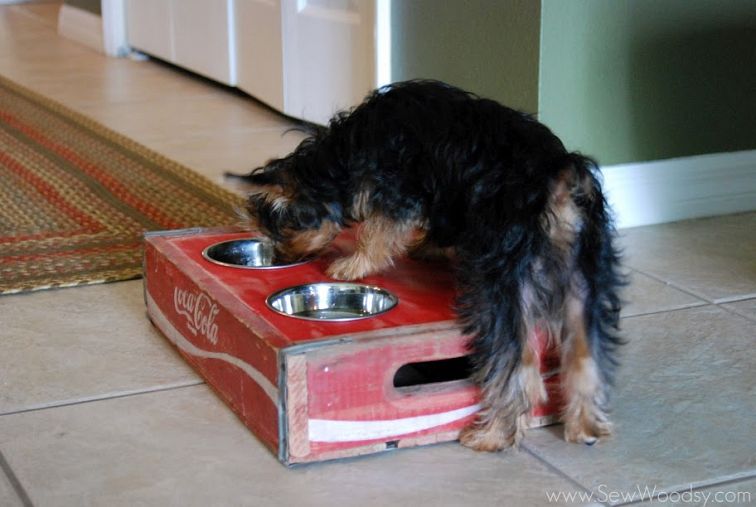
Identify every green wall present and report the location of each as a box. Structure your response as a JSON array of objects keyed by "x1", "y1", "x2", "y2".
[
  {"x1": 391, "y1": 0, "x2": 541, "y2": 113},
  {"x1": 539, "y1": 0, "x2": 756, "y2": 165}
]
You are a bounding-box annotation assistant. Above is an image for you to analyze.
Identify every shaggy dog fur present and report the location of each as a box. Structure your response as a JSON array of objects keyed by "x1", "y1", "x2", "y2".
[{"x1": 231, "y1": 80, "x2": 623, "y2": 451}]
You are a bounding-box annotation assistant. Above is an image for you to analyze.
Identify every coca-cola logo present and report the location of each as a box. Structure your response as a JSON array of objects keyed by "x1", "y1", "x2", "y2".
[{"x1": 173, "y1": 287, "x2": 219, "y2": 344}]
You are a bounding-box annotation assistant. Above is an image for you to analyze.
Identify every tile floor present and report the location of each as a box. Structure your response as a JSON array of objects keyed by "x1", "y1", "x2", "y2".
[{"x1": 1, "y1": 3, "x2": 754, "y2": 506}]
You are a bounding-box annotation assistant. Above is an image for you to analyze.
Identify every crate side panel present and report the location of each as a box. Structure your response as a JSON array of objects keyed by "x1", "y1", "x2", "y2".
[
  {"x1": 286, "y1": 326, "x2": 563, "y2": 463},
  {"x1": 144, "y1": 238, "x2": 282, "y2": 454}
]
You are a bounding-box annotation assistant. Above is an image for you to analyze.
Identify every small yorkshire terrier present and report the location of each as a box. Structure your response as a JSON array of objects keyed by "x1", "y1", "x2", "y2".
[{"x1": 233, "y1": 80, "x2": 623, "y2": 451}]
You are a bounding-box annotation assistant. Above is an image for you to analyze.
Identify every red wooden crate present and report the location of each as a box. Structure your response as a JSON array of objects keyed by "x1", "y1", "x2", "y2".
[{"x1": 143, "y1": 227, "x2": 561, "y2": 464}]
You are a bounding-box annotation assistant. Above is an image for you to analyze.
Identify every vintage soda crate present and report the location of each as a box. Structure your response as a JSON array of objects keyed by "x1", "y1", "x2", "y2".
[{"x1": 143, "y1": 227, "x2": 561, "y2": 465}]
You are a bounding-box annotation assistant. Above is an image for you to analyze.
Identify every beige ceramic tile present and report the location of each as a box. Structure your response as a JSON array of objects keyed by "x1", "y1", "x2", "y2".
[
  {"x1": 144, "y1": 127, "x2": 308, "y2": 186},
  {"x1": 0, "y1": 3, "x2": 59, "y2": 35},
  {"x1": 619, "y1": 213, "x2": 756, "y2": 303},
  {"x1": 0, "y1": 58, "x2": 231, "y2": 110},
  {"x1": 75, "y1": 93, "x2": 291, "y2": 144},
  {"x1": 0, "y1": 23, "x2": 95, "y2": 66},
  {"x1": 9, "y1": 2, "x2": 61, "y2": 27},
  {"x1": 722, "y1": 298, "x2": 756, "y2": 323},
  {"x1": 0, "y1": 34, "x2": 95, "y2": 61},
  {"x1": 0, "y1": 385, "x2": 584, "y2": 507},
  {"x1": 0, "y1": 4, "x2": 294, "y2": 143},
  {"x1": 523, "y1": 305, "x2": 756, "y2": 502},
  {"x1": 622, "y1": 270, "x2": 707, "y2": 317},
  {"x1": 0, "y1": 280, "x2": 200, "y2": 415}
]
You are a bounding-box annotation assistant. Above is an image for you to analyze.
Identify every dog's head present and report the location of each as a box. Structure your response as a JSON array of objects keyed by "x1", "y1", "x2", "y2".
[{"x1": 243, "y1": 160, "x2": 342, "y2": 262}]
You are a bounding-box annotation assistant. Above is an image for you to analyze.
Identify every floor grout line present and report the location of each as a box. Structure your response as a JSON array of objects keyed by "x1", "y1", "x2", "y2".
[
  {"x1": 712, "y1": 293, "x2": 756, "y2": 304},
  {"x1": 620, "y1": 303, "x2": 717, "y2": 321},
  {"x1": 716, "y1": 303, "x2": 756, "y2": 324},
  {"x1": 612, "y1": 470, "x2": 756, "y2": 506},
  {"x1": 625, "y1": 268, "x2": 714, "y2": 304},
  {"x1": 627, "y1": 267, "x2": 756, "y2": 311},
  {"x1": 521, "y1": 444, "x2": 610, "y2": 507},
  {"x1": 0, "y1": 449, "x2": 34, "y2": 507},
  {"x1": 621, "y1": 301, "x2": 711, "y2": 320},
  {"x1": 0, "y1": 381, "x2": 206, "y2": 418}
]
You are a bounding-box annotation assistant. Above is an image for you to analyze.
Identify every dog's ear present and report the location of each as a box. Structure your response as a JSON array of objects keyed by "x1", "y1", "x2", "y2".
[
  {"x1": 244, "y1": 190, "x2": 293, "y2": 240},
  {"x1": 246, "y1": 183, "x2": 291, "y2": 215},
  {"x1": 236, "y1": 162, "x2": 290, "y2": 209}
]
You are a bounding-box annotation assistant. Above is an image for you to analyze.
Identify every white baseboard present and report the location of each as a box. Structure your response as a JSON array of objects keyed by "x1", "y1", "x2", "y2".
[
  {"x1": 57, "y1": 4, "x2": 104, "y2": 54},
  {"x1": 601, "y1": 150, "x2": 756, "y2": 229}
]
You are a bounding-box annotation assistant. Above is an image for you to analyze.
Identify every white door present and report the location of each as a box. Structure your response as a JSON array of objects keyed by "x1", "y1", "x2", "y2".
[
  {"x1": 125, "y1": 0, "x2": 235, "y2": 85},
  {"x1": 281, "y1": 0, "x2": 375, "y2": 124},
  {"x1": 235, "y1": 0, "x2": 286, "y2": 111},
  {"x1": 172, "y1": 0, "x2": 236, "y2": 85},
  {"x1": 124, "y1": 0, "x2": 174, "y2": 62},
  {"x1": 122, "y1": 0, "x2": 377, "y2": 124}
]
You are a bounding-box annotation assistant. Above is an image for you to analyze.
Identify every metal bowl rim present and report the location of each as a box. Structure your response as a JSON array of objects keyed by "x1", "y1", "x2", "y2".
[
  {"x1": 265, "y1": 282, "x2": 399, "y2": 321},
  {"x1": 201, "y1": 238, "x2": 311, "y2": 270}
]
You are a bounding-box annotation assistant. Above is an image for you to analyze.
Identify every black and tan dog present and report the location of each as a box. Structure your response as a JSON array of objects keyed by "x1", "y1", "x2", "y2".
[{"x1": 231, "y1": 80, "x2": 623, "y2": 451}]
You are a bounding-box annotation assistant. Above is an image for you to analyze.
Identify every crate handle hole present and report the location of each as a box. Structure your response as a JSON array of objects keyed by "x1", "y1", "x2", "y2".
[{"x1": 393, "y1": 356, "x2": 473, "y2": 388}]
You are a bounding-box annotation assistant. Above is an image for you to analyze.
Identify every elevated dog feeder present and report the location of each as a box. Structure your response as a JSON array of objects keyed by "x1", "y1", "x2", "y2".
[{"x1": 143, "y1": 227, "x2": 562, "y2": 465}]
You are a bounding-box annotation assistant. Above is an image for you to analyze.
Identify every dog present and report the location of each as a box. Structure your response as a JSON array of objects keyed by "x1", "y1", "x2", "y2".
[{"x1": 231, "y1": 80, "x2": 623, "y2": 451}]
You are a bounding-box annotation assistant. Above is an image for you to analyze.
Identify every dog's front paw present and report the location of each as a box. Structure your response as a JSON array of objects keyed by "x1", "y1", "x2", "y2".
[
  {"x1": 326, "y1": 255, "x2": 370, "y2": 281},
  {"x1": 458, "y1": 423, "x2": 516, "y2": 452}
]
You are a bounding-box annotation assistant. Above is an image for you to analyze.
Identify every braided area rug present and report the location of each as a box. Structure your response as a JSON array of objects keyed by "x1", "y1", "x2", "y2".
[{"x1": 0, "y1": 75, "x2": 244, "y2": 295}]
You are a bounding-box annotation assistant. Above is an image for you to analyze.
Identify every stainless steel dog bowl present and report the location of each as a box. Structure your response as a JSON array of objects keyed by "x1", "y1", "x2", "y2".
[
  {"x1": 266, "y1": 283, "x2": 398, "y2": 321},
  {"x1": 202, "y1": 238, "x2": 308, "y2": 269}
]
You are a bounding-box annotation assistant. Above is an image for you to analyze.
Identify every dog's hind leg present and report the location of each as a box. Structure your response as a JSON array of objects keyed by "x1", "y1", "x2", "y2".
[
  {"x1": 456, "y1": 262, "x2": 550, "y2": 452},
  {"x1": 326, "y1": 215, "x2": 418, "y2": 280},
  {"x1": 458, "y1": 321, "x2": 548, "y2": 451},
  {"x1": 560, "y1": 278, "x2": 613, "y2": 445}
]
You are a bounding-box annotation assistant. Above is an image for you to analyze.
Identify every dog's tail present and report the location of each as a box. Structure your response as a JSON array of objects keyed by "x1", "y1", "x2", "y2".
[
  {"x1": 566, "y1": 155, "x2": 625, "y2": 371},
  {"x1": 560, "y1": 152, "x2": 625, "y2": 383}
]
